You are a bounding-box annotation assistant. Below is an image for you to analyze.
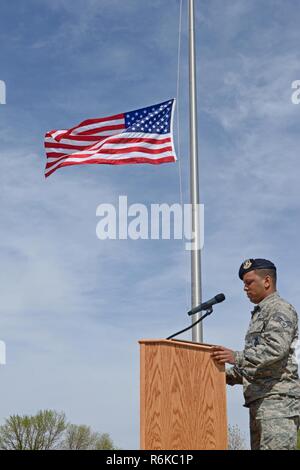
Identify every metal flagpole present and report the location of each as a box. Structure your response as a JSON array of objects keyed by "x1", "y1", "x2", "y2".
[{"x1": 188, "y1": 0, "x2": 203, "y2": 343}]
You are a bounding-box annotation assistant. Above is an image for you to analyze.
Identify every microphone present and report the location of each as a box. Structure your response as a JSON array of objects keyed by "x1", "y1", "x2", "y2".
[
  {"x1": 166, "y1": 293, "x2": 226, "y2": 340},
  {"x1": 187, "y1": 293, "x2": 225, "y2": 316}
]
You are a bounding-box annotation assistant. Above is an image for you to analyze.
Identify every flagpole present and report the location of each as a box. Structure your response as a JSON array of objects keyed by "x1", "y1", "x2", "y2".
[{"x1": 189, "y1": 0, "x2": 203, "y2": 343}]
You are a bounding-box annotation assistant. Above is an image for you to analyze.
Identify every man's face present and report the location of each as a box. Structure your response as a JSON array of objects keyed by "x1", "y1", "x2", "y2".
[{"x1": 242, "y1": 270, "x2": 270, "y2": 304}]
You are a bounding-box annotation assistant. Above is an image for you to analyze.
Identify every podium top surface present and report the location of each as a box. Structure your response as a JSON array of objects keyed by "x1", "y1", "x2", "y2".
[{"x1": 139, "y1": 339, "x2": 215, "y2": 351}]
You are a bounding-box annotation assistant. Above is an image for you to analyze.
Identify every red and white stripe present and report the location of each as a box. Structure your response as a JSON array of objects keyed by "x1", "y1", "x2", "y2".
[{"x1": 44, "y1": 112, "x2": 177, "y2": 177}]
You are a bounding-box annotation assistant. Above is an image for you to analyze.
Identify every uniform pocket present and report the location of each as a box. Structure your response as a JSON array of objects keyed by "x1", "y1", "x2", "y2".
[{"x1": 245, "y1": 317, "x2": 266, "y2": 347}]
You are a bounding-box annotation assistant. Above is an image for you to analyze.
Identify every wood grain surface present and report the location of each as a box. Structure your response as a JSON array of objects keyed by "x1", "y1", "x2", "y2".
[{"x1": 139, "y1": 339, "x2": 228, "y2": 450}]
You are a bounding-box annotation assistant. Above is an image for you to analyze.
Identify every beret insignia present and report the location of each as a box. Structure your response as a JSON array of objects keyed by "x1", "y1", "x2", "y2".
[{"x1": 243, "y1": 259, "x2": 252, "y2": 270}]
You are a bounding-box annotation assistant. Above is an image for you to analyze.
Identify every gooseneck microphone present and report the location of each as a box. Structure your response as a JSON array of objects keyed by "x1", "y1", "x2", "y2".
[
  {"x1": 187, "y1": 293, "x2": 226, "y2": 316},
  {"x1": 166, "y1": 293, "x2": 226, "y2": 340}
]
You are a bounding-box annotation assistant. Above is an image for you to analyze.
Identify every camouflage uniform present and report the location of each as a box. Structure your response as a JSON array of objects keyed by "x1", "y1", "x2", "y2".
[{"x1": 226, "y1": 291, "x2": 300, "y2": 450}]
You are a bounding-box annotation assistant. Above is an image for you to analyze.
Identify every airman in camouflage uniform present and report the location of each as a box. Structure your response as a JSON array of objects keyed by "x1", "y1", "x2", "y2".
[{"x1": 212, "y1": 259, "x2": 300, "y2": 450}]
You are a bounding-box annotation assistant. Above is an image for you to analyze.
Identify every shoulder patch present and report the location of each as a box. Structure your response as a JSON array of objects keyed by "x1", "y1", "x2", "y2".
[{"x1": 272, "y1": 313, "x2": 293, "y2": 329}]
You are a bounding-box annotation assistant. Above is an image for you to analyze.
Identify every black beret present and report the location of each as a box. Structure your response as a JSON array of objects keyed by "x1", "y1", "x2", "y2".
[{"x1": 239, "y1": 258, "x2": 276, "y2": 280}]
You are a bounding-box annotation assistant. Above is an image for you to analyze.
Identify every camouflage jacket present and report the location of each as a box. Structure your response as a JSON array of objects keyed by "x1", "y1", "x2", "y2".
[{"x1": 226, "y1": 291, "x2": 300, "y2": 407}]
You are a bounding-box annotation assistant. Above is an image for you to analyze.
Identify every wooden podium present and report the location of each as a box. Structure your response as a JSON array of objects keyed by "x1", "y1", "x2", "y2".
[{"x1": 139, "y1": 339, "x2": 228, "y2": 450}]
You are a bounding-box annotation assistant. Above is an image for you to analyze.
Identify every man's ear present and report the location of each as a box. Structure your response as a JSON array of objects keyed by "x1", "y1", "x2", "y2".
[{"x1": 264, "y1": 275, "x2": 271, "y2": 289}]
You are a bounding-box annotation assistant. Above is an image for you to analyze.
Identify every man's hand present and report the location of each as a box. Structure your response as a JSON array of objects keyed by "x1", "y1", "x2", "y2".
[{"x1": 211, "y1": 346, "x2": 236, "y2": 365}]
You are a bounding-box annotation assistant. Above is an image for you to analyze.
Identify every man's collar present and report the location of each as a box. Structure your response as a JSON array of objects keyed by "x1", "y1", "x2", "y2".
[
  {"x1": 251, "y1": 305, "x2": 260, "y2": 316},
  {"x1": 258, "y1": 291, "x2": 279, "y2": 308},
  {"x1": 251, "y1": 291, "x2": 279, "y2": 316}
]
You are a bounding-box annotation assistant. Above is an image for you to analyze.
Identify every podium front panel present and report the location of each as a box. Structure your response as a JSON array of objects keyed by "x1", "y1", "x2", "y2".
[{"x1": 139, "y1": 339, "x2": 228, "y2": 450}]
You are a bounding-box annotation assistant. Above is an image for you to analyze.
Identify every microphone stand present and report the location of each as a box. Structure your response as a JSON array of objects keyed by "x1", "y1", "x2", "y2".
[{"x1": 166, "y1": 307, "x2": 213, "y2": 341}]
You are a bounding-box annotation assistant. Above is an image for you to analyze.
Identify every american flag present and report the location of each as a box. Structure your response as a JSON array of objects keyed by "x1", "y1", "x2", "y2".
[{"x1": 44, "y1": 99, "x2": 177, "y2": 178}]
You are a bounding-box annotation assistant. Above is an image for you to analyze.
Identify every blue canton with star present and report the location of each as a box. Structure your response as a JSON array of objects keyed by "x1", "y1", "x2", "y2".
[{"x1": 124, "y1": 100, "x2": 174, "y2": 134}]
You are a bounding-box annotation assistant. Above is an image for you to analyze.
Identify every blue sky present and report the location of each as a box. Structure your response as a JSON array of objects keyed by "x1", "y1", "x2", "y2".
[{"x1": 1, "y1": 0, "x2": 300, "y2": 449}]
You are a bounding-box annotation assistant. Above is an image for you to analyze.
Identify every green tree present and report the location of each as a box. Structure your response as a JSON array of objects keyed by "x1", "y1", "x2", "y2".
[
  {"x1": 95, "y1": 432, "x2": 115, "y2": 450},
  {"x1": 61, "y1": 425, "x2": 115, "y2": 450},
  {"x1": 0, "y1": 410, "x2": 67, "y2": 450},
  {"x1": 0, "y1": 410, "x2": 116, "y2": 450}
]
